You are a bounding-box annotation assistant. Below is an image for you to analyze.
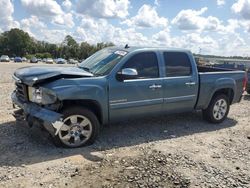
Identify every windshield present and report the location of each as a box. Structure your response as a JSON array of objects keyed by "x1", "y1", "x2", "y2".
[{"x1": 78, "y1": 48, "x2": 127, "y2": 76}]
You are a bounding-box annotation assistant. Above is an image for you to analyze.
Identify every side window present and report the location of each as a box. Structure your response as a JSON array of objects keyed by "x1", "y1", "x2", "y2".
[
  {"x1": 122, "y1": 52, "x2": 159, "y2": 79},
  {"x1": 163, "y1": 52, "x2": 192, "y2": 77}
]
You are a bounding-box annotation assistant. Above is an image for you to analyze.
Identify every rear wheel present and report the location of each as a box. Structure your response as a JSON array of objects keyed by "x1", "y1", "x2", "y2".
[
  {"x1": 203, "y1": 94, "x2": 230, "y2": 123},
  {"x1": 53, "y1": 107, "x2": 100, "y2": 148}
]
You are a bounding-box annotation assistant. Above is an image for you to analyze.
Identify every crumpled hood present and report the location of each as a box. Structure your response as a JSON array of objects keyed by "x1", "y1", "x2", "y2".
[{"x1": 14, "y1": 66, "x2": 93, "y2": 86}]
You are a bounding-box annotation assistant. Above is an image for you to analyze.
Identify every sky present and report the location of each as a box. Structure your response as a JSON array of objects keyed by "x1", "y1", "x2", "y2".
[{"x1": 0, "y1": 0, "x2": 250, "y2": 56}]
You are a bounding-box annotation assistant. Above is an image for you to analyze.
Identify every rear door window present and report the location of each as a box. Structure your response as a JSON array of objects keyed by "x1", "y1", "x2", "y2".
[{"x1": 163, "y1": 52, "x2": 192, "y2": 77}]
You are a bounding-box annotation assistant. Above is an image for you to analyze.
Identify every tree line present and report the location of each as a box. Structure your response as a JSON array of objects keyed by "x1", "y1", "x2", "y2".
[
  {"x1": 0, "y1": 28, "x2": 114, "y2": 60},
  {"x1": 1, "y1": 28, "x2": 249, "y2": 61}
]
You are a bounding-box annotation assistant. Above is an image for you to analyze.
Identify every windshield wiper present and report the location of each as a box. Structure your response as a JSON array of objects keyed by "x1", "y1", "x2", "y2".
[
  {"x1": 77, "y1": 65, "x2": 93, "y2": 73},
  {"x1": 80, "y1": 66, "x2": 90, "y2": 72}
]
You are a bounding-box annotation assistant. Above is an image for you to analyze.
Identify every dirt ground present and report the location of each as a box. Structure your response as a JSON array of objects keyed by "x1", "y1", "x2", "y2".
[{"x1": 0, "y1": 62, "x2": 249, "y2": 188}]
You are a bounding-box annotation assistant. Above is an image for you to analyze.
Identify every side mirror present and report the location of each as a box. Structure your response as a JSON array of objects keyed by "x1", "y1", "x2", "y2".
[{"x1": 116, "y1": 68, "x2": 138, "y2": 81}]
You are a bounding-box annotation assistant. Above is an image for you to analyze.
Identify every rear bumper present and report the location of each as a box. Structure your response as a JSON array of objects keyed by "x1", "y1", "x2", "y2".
[{"x1": 11, "y1": 92, "x2": 63, "y2": 135}]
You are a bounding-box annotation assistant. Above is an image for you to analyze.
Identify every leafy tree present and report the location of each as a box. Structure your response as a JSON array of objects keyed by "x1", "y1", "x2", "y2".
[
  {"x1": 62, "y1": 35, "x2": 78, "y2": 47},
  {"x1": 79, "y1": 42, "x2": 96, "y2": 60},
  {"x1": 0, "y1": 29, "x2": 115, "y2": 60},
  {"x1": 1, "y1": 28, "x2": 34, "y2": 56},
  {"x1": 61, "y1": 35, "x2": 79, "y2": 59}
]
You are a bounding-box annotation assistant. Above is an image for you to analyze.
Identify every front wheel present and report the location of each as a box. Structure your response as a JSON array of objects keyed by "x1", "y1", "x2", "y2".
[
  {"x1": 202, "y1": 94, "x2": 230, "y2": 123},
  {"x1": 53, "y1": 107, "x2": 100, "y2": 148}
]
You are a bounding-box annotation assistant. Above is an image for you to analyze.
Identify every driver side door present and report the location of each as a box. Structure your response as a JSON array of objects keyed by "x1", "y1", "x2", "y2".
[{"x1": 108, "y1": 52, "x2": 163, "y2": 121}]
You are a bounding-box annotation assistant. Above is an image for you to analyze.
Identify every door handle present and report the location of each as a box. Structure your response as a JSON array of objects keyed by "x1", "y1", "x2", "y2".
[
  {"x1": 185, "y1": 82, "x2": 196, "y2": 86},
  {"x1": 149, "y1": 84, "x2": 162, "y2": 89}
]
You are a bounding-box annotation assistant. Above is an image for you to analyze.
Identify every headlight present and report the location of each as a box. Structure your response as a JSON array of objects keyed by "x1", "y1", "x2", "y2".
[
  {"x1": 28, "y1": 87, "x2": 42, "y2": 103},
  {"x1": 28, "y1": 87, "x2": 57, "y2": 104}
]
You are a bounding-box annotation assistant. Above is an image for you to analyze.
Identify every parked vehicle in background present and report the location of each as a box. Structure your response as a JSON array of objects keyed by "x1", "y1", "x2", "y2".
[
  {"x1": 42, "y1": 58, "x2": 47, "y2": 62},
  {"x1": 14, "y1": 57, "x2": 22, "y2": 63},
  {"x1": 68, "y1": 59, "x2": 78, "y2": 64},
  {"x1": 30, "y1": 57, "x2": 38, "y2": 63},
  {"x1": 11, "y1": 46, "x2": 246, "y2": 148},
  {"x1": 46, "y1": 58, "x2": 54, "y2": 64},
  {"x1": 10, "y1": 57, "x2": 14, "y2": 61},
  {"x1": 0, "y1": 55, "x2": 10, "y2": 62},
  {"x1": 37, "y1": 58, "x2": 42, "y2": 62},
  {"x1": 21, "y1": 57, "x2": 27, "y2": 62},
  {"x1": 55, "y1": 58, "x2": 66, "y2": 64}
]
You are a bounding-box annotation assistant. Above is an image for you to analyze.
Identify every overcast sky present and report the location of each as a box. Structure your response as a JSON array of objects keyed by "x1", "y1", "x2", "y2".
[{"x1": 0, "y1": 0, "x2": 250, "y2": 56}]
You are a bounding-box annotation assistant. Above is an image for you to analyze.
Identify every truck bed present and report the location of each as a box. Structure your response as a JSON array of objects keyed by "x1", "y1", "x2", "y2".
[
  {"x1": 195, "y1": 66, "x2": 245, "y2": 110},
  {"x1": 198, "y1": 66, "x2": 237, "y2": 72}
]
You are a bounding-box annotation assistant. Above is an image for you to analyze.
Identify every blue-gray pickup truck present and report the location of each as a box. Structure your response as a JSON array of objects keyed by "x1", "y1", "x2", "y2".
[{"x1": 11, "y1": 47, "x2": 247, "y2": 148}]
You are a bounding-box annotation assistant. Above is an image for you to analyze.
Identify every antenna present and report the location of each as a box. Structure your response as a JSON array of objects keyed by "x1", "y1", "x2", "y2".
[
  {"x1": 199, "y1": 47, "x2": 202, "y2": 54},
  {"x1": 125, "y1": 44, "x2": 129, "y2": 49}
]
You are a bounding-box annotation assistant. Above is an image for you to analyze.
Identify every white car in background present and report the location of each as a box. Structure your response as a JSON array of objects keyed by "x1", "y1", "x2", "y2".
[
  {"x1": 0, "y1": 55, "x2": 10, "y2": 62},
  {"x1": 21, "y1": 57, "x2": 27, "y2": 62},
  {"x1": 55, "y1": 58, "x2": 67, "y2": 64},
  {"x1": 46, "y1": 58, "x2": 54, "y2": 64},
  {"x1": 68, "y1": 59, "x2": 79, "y2": 64}
]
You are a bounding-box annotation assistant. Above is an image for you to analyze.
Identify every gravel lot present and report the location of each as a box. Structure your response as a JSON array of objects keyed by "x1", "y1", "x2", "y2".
[{"x1": 0, "y1": 62, "x2": 250, "y2": 188}]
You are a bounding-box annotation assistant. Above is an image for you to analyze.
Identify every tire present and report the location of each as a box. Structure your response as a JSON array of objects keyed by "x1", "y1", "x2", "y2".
[
  {"x1": 202, "y1": 94, "x2": 230, "y2": 124},
  {"x1": 52, "y1": 106, "x2": 100, "y2": 148}
]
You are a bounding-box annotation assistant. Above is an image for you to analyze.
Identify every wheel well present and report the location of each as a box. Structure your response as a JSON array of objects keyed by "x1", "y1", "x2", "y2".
[
  {"x1": 61, "y1": 100, "x2": 103, "y2": 124},
  {"x1": 212, "y1": 88, "x2": 234, "y2": 104}
]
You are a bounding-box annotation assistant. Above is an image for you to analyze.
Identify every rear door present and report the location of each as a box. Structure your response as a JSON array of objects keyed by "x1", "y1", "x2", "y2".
[
  {"x1": 162, "y1": 51, "x2": 198, "y2": 112},
  {"x1": 109, "y1": 51, "x2": 164, "y2": 121}
]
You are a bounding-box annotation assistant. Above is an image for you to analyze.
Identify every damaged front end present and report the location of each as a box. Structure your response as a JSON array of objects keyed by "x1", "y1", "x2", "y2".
[
  {"x1": 11, "y1": 83, "x2": 64, "y2": 136},
  {"x1": 11, "y1": 65, "x2": 95, "y2": 137}
]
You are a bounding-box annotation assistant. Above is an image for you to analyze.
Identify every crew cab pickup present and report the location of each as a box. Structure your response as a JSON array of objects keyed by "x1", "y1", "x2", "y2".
[{"x1": 11, "y1": 47, "x2": 247, "y2": 148}]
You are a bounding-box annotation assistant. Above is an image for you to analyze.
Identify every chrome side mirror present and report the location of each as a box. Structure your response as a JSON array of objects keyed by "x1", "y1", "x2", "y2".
[
  {"x1": 116, "y1": 68, "x2": 138, "y2": 81},
  {"x1": 121, "y1": 68, "x2": 138, "y2": 76}
]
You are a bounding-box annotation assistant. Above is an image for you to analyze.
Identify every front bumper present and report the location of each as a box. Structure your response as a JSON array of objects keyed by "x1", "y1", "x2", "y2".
[{"x1": 11, "y1": 92, "x2": 63, "y2": 135}]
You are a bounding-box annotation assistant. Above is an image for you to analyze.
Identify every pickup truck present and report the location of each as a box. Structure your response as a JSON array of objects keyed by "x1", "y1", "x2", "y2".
[{"x1": 11, "y1": 47, "x2": 247, "y2": 148}]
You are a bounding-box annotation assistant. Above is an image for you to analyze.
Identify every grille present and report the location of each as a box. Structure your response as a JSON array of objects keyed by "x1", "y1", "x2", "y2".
[{"x1": 15, "y1": 83, "x2": 28, "y2": 102}]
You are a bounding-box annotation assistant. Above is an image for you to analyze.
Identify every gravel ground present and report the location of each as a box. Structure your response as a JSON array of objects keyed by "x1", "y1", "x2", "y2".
[{"x1": 0, "y1": 62, "x2": 250, "y2": 188}]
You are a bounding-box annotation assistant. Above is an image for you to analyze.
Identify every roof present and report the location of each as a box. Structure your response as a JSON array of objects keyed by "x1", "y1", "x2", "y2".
[{"x1": 109, "y1": 46, "x2": 191, "y2": 53}]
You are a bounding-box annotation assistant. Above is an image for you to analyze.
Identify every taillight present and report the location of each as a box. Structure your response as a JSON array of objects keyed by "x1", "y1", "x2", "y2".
[{"x1": 243, "y1": 73, "x2": 248, "y2": 91}]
